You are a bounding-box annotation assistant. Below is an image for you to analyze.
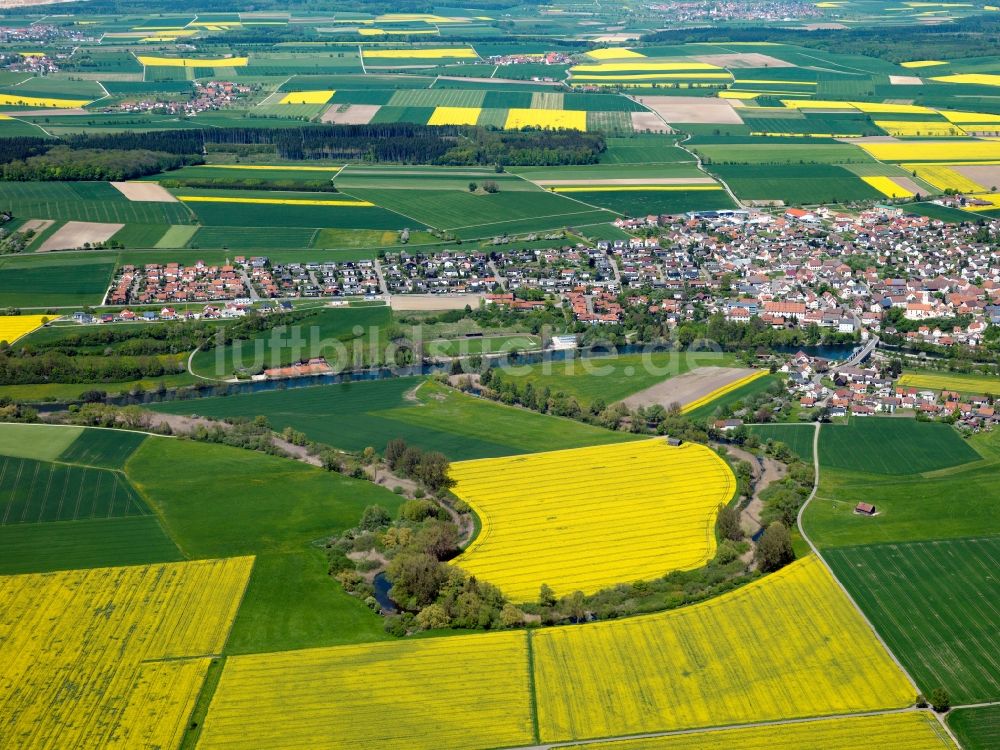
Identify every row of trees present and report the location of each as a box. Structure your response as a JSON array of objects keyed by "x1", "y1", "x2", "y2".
[{"x1": 1, "y1": 146, "x2": 198, "y2": 182}]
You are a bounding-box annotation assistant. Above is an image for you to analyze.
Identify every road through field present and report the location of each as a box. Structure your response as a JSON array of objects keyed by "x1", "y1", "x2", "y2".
[{"x1": 797, "y1": 423, "x2": 962, "y2": 747}]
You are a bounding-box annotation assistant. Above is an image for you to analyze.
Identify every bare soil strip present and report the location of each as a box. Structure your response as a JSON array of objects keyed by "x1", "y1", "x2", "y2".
[
  {"x1": 390, "y1": 294, "x2": 484, "y2": 311},
  {"x1": 320, "y1": 104, "x2": 381, "y2": 125},
  {"x1": 636, "y1": 96, "x2": 745, "y2": 125},
  {"x1": 620, "y1": 366, "x2": 757, "y2": 409},
  {"x1": 16, "y1": 219, "x2": 53, "y2": 234},
  {"x1": 111, "y1": 181, "x2": 178, "y2": 203},
  {"x1": 37, "y1": 221, "x2": 123, "y2": 253},
  {"x1": 631, "y1": 111, "x2": 671, "y2": 132},
  {"x1": 954, "y1": 164, "x2": 1000, "y2": 189},
  {"x1": 694, "y1": 53, "x2": 794, "y2": 68}
]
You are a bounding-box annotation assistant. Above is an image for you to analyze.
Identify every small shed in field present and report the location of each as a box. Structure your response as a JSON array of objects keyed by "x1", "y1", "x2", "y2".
[{"x1": 855, "y1": 502, "x2": 877, "y2": 516}]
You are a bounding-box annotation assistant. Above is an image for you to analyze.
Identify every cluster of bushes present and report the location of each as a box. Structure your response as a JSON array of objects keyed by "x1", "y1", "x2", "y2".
[
  {"x1": 0, "y1": 349, "x2": 186, "y2": 385},
  {"x1": 384, "y1": 438, "x2": 454, "y2": 493},
  {"x1": 329, "y1": 498, "x2": 519, "y2": 635}
]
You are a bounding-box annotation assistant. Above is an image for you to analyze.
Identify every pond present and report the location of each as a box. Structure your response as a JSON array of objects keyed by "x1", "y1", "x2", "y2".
[{"x1": 372, "y1": 572, "x2": 398, "y2": 615}]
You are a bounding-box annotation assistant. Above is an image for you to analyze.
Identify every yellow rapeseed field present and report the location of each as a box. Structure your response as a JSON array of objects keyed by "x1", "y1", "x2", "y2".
[
  {"x1": 198, "y1": 631, "x2": 535, "y2": 750},
  {"x1": 136, "y1": 55, "x2": 249, "y2": 67},
  {"x1": 557, "y1": 712, "x2": 957, "y2": 750},
  {"x1": 940, "y1": 110, "x2": 1000, "y2": 123},
  {"x1": 901, "y1": 59, "x2": 948, "y2": 67},
  {"x1": 427, "y1": 106, "x2": 481, "y2": 125},
  {"x1": 959, "y1": 192, "x2": 1000, "y2": 209},
  {"x1": 189, "y1": 164, "x2": 342, "y2": 172},
  {"x1": 449, "y1": 439, "x2": 734, "y2": 600},
  {"x1": 0, "y1": 93, "x2": 91, "y2": 107},
  {"x1": 363, "y1": 47, "x2": 478, "y2": 58},
  {"x1": 505, "y1": 108, "x2": 587, "y2": 131},
  {"x1": 899, "y1": 370, "x2": 1000, "y2": 393},
  {"x1": 178, "y1": 195, "x2": 373, "y2": 206},
  {"x1": 532, "y1": 555, "x2": 915, "y2": 742},
  {"x1": 681, "y1": 370, "x2": 768, "y2": 413},
  {"x1": 718, "y1": 90, "x2": 759, "y2": 99},
  {"x1": 0, "y1": 557, "x2": 253, "y2": 748},
  {"x1": 860, "y1": 140, "x2": 1000, "y2": 161},
  {"x1": 585, "y1": 47, "x2": 646, "y2": 60},
  {"x1": 106, "y1": 658, "x2": 211, "y2": 749},
  {"x1": 904, "y1": 163, "x2": 984, "y2": 191},
  {"x1": 279, "y1": 90, "x2": 335, "y2": 104},
  {"x1": 0, "y1": 315, "x2": 49, "y2": 344},
  {"x1": 862, "y1": 175, "x2": 916, "y2": 198},
  {"x1": 931, "y1": 73, "x2": 1000, "y2": 86},
  {"x1": 874, "y1": 120, "x2": 965, "y2": 136}
]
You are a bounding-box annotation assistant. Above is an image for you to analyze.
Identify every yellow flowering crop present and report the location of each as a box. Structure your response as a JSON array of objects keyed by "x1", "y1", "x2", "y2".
[
  {"x1": 901, "y1": 59, "x2": 948, "y2": 67},
  {"x1": 931, "y1": 73, "x2": 1000, "y2": 86},
  {"x1": 363, "y1": 47, "x2": 478, "y2": 59},
  {"x1": 199, "y1": 631, "x2": 535, "y2": 750},
  {"x1": 899, "y1": 371, "x2": 1000, "y2": 392},
  {"x1": 874, "y1": 120, "x2": 965, "y2": 136},
  {"x1": 904, "y1": 164, "x2": 984, "y2": 192},
  {"x1": 449, "y1": 439, "x2": 734, "y2": 600},
  {"x1": 533, "y1": 556, "x2": 915, "y2": 742},
  {"x1": 0, "y1": 315, "x2": 49, "y2": 344},
  {"x1": 854, "y1": 101, "x2": 937, "y2": 114},
  {"x1": 557, "y1": 711, "x2": 957, "y2": 749},
  {"x1": 427, "y1": 106, "x2": 481, "y2": 125},
  {"x1": 585, "y1": 47, "x2": 646, "y2": 60},
  {"x1": 178, "y1": 195, "x2": 373, "y2": 206},
  {"x1": 136, "y1": 55, "x2": 249, "y2": 67},
  {"x1": 505, "y1": 108, "x2": 587, "y2": 131},
  {"x1": 0, "y1": 93, "x2": 91, "y2": 107},
  {"x1": 781, "y1": 99, "x2": 857, "y2": 109},
  {"x1": 681, "y1": 370, "x2": 768, "y2": 414},
  {"x1": 106, "y1": 658, "x2": 211, "y2": 749},
  {"x1": 190, "y1": 164, "x2": 342, "y2": 172},
  {"x1": 279, "y1": 90, "x2": 335, "y2": 104},
  {"x1": 0, "y1": 557, "x2": 253, "y2": 748},
  {"x1": 958, "y1": 192, "x2": 1000, "y2": 210},
  {"x1": 719, "y1": 90, "x2": 759, "y2": 99},
  {"x1": 940, "y1": 110, "x2": 1000, "y2": 123},
  {"x1": 860, "y1": 140, "x2": 1000, "y2": 161},
  {"x1": 862, "y1": 176, "x2": 916, "y2": 198}
]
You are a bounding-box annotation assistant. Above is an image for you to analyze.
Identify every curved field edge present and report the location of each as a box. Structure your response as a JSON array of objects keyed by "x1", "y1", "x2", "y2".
[
  {"x1": 194, "y1": 555, "x2": 914, "y2": 749},
  {"x1": 448, "y1": 438, "x2": 734, "y2": 601}
]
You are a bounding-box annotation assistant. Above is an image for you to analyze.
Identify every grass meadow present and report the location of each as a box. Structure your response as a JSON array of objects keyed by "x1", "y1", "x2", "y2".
[
  {"x1": 827, "y1": 536, "x2": 1000, "y2": 704},
  {"x1": 747, "y1": 423, "x2": 816, "y2": 460},
  {"x1": 152, "y1": 378, "x2": 637, "y2": 460},
  {"x1": 126, "y1": 438, "x2": 406, "y2": 652}
]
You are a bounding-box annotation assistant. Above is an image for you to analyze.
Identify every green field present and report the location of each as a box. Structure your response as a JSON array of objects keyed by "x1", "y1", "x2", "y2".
[
  {"x1": 818, "y1": 418, "x2": 978, "y2": 475},
  {"x1": 949, "y1": 706, "x2": 1000, "y2": 750},
  {"x1": 0, "y1": 182, "x2": 194, "y2": 224},
  {"x1": 501, "y1": 351, "x2": 732, "y2": 408},
  {"x1": 684, "y1": 374, "x2": 781, "y2": 421},
  {"x1": 187, "y1": 225, "x2": 318, "y2": 250},
  {"x1": 189, "y1": 304, "x2": 391, "y2": 378},
  {"x1": 711, "y1": 164, "x2": 883, "y2": 204},
  {"x1": 127, "y1": 438, "x2": 406, "y2": 652},
  {"x1": 806, "y1": 426, "x2": 1000, "y2": 547},
  {"x1": 695, "y1": 143, "x2": 874, "y2": 165},
  {"x1": 747, "y1": 423, "x2": 816, "y2": 460},
  {"x1": 428, "y1": 334, "x2": 541, "y2": 357},
  {"x1": 57, "y1": 428, "x2": 147, "y2": 469},
  {"x1": 0, "y1": 515, "x2": 182, "y2": 575},
  {"x1": 341, "y1": 186, "x2": 617, "y2": 238},
  {"x1": 565, "y1": 188, "x2": 736, "y2": 216},
  {"x1": 0, "y1": 424, "x2": 83, "y2": 461},
  {"x1": 0, "y1": 455, "x2": 148, "y2": 524},
  {"x1": 0, "y1": 256, "x2": 115, "y2": 307},
  {"x1": 152, "y1": 377, "x2": 638, "y2": 460},
  {"x1": 827, "y1": 536, "x2": 1000, "y2": 704}
]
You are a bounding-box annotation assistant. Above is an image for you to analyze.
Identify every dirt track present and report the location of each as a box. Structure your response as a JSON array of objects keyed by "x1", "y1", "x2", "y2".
[{"x1": 620, "y1": 366, "x2": 757, "y2": 410}]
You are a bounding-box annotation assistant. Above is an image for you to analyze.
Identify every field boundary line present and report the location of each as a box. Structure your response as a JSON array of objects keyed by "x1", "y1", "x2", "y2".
[
  {"x1": 676, "y1": 131, "x2": 743, "y2": 208},
  {"x1": 444, "y1": 206, "x2": 618, "y2": 232},
  {"x1": 513, "y1": 706, "x2": 936, "y2": 749},
  {"x1": 526, "y1": 630, "x2": 541, "y2": 744},
  {"x1": 796, "y1": 422, "x2": 964, "y2": 748},
  {"x1": 508, "y1": 171, "x2": 625, "y2": 217}
]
